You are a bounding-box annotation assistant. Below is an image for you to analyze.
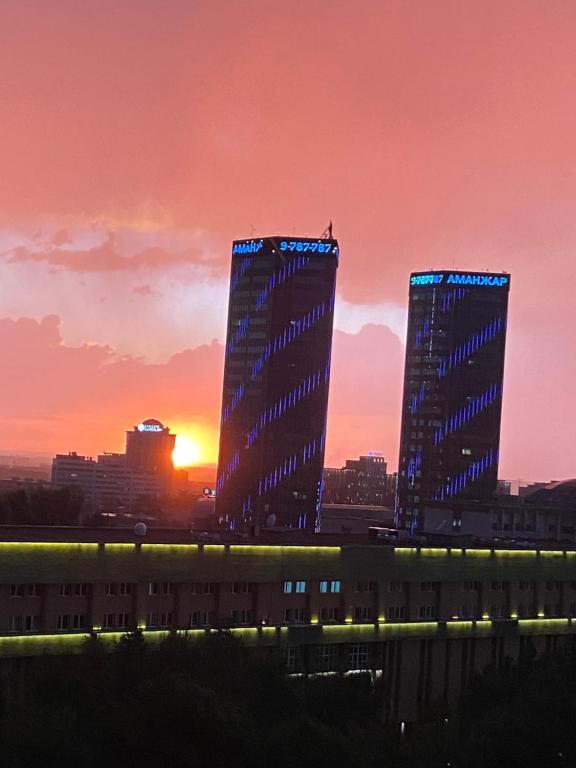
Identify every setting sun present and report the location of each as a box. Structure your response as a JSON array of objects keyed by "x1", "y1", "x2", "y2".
[{"x1": 172, "y1": 434, "x2": 204, "y2": 468}]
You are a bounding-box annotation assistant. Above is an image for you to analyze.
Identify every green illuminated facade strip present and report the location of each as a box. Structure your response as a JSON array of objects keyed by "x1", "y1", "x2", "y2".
[{"x1": 0, "y1": 616, "x2": 574, "y2": 657}]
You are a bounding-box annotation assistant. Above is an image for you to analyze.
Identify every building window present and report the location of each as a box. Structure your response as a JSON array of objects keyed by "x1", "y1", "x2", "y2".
[
  {"x1": 232, "y1": 582, "x2": 254, "y2": 594},
  {"x1": 103, "y1": 612, "x2": 116, "y2": 629},
  {"x1": 282, "y1": 607, "x2": 306, "y2": 624},
  {"x1": 491, "y1": 581, "x2": 506, "y2": 592},
  {"x1": 356, "y1": 581, "x2": 376, "y2": 593},
  {"x1": 192, "y1": 582, "x2": 215, "y2": 595},
  {"x1": 283, "y1": 581, "x2": 293, "y2": 594},
  {"x1": 320, "y1": 606, "x2": 339, "y2": 623},
  {"x1": 148, "y1": 582, "x2": 159, "y2": 596},
  {"x1": 160, "y1": 611, "x2": 173, "y2": 628},
  {"x1": 24, "y1": 615, "x2": 39, "y2": 632},
  {"x1": 231, "y1": 609, "x2": 254, "y2": 625},
  {"x1": 544, "y1": 604, "x2": 561, "y2": 617},
  {"x1": 286, "y1": 645, "x2": 302, "y2": 673},
  {"x1": 117, "y1": 613, "x2": 130, "y2": 629},
  {"x1": 418, "y1": 605, "x2": 436, "y2": 619},
  {"x1": 26, "y1": 584, "x2": 40, "y2": 598},
  {"x1": 353, "y1": 606, "x2": 373, "y2": 622},
  {"x1": 315, "y1": 644, "x2": 338, "y2": 672},
  {"x1": 419, "y1": 581, "x2": 439, "y2": 592},
  {"x1": 105, "y1": 583, "x2": 117, "y2": 597},
  {"x1": 190, "y1": 611, "x2": 213, "y2": 627},
  {"x1": 519, "y1": 581, "x2": 532, "y2": 591},
  {"x1": 295, "y1": 581, "x2": 307, "y2": 594},
  {"x1": 518, "y1": 604, "x2": 534, "y2": 618},
  {"x1": 72, "y1": 614, "x2": 86, "y2": 630},
  {"x1": 546, "y1": 581, "x2": 560, "y2": 592},
  {"x1": 119, "y1": 583, "x2": 133, "y2": 597},
  {"x1": 57, "y1": 614, "x2": 70, "y2": 631},
  {"x1": 162, "y1": 582, "x2": 175, "y2": 596},
  {"x1": 458, "y1": 605, "x2": 478, "y2": 619},
  {"x1": 60, "y1": 583, "x2": 88, "y2": 597},
  {"x1": 146, "y1": 612, "x2": 158, "y2": 628},
  {"x1": 386, "y1": 606, "x2": 405, "y2": 620},
  {"x1": 11, "y1": 614, "x2": 40, "y2": 633},
  {"x1": 388, "y1": 582, "x2": 403, "y2": 593},
  {"x1": 462, "y1": 581, "x2": 481, "y2": 592},
  {"x1": 320, "y1": 579, "x2": 340, "y2": 593},
  {"x1": 10, "y1": 584, "x2": 23, "y2": 598},
  {"x1": 349, "y1": 643, "x2": 369, "y2": 670},
  {"x1": 490, "y1": 605, "x2": 508, "y2": 619}
]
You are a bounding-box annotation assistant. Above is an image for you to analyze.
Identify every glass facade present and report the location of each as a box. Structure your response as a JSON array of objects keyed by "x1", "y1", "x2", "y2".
[
  {"x1": 216, "y1": 236, "x2": 339, "y2": 531},
  {"x1": 396, "y1": 271, "x2": 511, "y2": 530}
]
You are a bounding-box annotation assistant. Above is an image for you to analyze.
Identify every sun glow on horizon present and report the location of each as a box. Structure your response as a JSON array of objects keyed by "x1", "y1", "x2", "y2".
[{"x1": 172, "y1": 433, "x2": 205, "y2": 468}]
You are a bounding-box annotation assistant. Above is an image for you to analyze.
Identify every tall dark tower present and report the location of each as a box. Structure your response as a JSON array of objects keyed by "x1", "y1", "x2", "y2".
[
  {"x1": 396, "y1": 270, "x2": 510, "y2": 531},
  {"x1": 216, "y1": 235, "x2": 339, "y2": 532}
]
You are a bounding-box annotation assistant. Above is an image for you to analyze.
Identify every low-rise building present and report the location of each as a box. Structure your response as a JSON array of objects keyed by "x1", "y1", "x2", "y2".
[{"x1": 0, "y1": 526, "x2": 576, "y2": 722}]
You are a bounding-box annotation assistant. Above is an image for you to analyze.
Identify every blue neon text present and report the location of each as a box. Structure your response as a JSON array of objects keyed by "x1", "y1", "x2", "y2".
[
  {"x1": 232, "y1": 240, "x2": 263, "y2": 255},
  {"x1": 280, "y1": 240, "x2": 335, "y2": 254},
  {"x1": 411, "y1": 273, "x2": 508, "y2": 287}
]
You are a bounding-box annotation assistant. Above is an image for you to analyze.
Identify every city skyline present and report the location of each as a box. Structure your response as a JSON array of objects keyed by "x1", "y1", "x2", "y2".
[{"x1": 1, "y1": 1, "x2": 575, "y2": 483}]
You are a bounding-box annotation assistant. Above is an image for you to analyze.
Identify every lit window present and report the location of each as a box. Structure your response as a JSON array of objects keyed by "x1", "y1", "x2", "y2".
[
  {"x1": 330, "y1": 580, "x2": 341, "y2": 594},
  {"x1": 295, "y1": 581, "x2": 307, "y2": 594},
  {"x1": 283, "y1": 581, "x2": 293, "y2": 594},
  {"x1": 319, "y1": 580, "x2": 328, "y2": 593}
]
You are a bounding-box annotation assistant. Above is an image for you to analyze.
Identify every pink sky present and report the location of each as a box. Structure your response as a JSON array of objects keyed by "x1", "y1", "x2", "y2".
[{"x1": 0, "y1": 0, "x2": 575, "y2": 482}]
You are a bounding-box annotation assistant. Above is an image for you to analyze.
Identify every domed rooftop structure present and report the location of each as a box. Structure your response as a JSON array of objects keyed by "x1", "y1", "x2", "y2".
[{"x1": 524, "y1": 479, "x2": 576, "y2": 507}]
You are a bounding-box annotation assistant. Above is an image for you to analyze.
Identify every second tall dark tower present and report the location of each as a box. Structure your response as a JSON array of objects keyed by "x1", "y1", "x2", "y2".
[
  {"x1": 396, "y1": 270, "x2": 510, "y2": 531},
  {"x1": 216, "y1": 235, "x2": 339, "y2": 531}
]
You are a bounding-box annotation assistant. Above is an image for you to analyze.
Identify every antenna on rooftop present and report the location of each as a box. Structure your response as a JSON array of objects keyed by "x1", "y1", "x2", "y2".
[{"x1": 320, "y1": 220, "x2": 333, "y2": 239}]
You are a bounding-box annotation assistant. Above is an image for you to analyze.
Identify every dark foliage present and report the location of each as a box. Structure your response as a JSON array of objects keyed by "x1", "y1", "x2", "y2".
[
  {"x1": 2, "y1": 634, "x2": 576, "y2": 767},
  {"x1": 0, "y1": 487, "x2": 83, "y2": 525}
]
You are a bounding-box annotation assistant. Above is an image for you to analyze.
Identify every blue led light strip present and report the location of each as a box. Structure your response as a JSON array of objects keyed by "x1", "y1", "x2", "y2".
[
  {"x1": 434, "y1": 448, "x2": 497, "y2": 501},
  {"x1": 226, "y1": 316, "x2": 250, "y2": 357},
  {"x1": 255, "y1": 254, "x2": 310, "y2": 311},
  {"x1": 406, "y1": 451, "x2": 422, "y2": 485},
  {"x1": 409, "y1": 383, "x2": 427, "y2": 414},
  {"x1": 216, "y1": 449, "x2": 240, "y2": 493},
  {"x1": 226, "y1": 254, "x2": 313, "y2": 359},
  {"x1": 414, "y1": 287, "x2": 468, "y2": 349},
  {"x1": 222, "y1": 298, "x2": 329, "y2": 425},
  {"x1": 230, "y1": 255, "x2": 253, "y2": 292},
  {"x1": 257, "y1": 434, "x2": 321, "y2": 497},
  {"x1": 246, "y1": 362, "x2": 330, "y2": 448},
  {"x1": 434, "y1": 382, "x2": 502, "y2": 446},
  {"x1": 438, "y1": 316, "x2": 505, "y2": 379}
]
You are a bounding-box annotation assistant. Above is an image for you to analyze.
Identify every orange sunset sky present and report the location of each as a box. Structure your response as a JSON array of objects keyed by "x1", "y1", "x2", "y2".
[{"x1": 0, "y1": 0, "x2": 574, "y2": 481}]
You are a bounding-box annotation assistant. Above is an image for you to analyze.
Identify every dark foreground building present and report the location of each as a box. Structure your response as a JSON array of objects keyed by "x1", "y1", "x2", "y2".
[
  {"x1": 216, "y1": 236, "x2": 339, "y2": 531},
  {"x1": 396, "y1": 270, "x2": 510, "y2": 531},
  {"x1": 0, "y1": 527, "x2": 576, "y2": 723}
]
